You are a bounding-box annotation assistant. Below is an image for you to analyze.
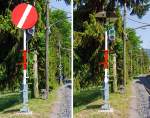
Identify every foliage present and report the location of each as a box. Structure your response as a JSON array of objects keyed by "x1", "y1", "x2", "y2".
[{"x1": 74, "y1": 0, "x2": 150, "y2": 18}]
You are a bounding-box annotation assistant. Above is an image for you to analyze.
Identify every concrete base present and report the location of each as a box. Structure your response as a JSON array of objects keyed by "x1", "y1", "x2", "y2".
[
  {"x1": 99, "y1": 108, "x2": 114, "y2": 113},
  {"x1": 20, "y1": 106, "x2": 30, "y2": 113},
  {"x1": 16, "y1": 111, "x2": 32, "y2": 115}
]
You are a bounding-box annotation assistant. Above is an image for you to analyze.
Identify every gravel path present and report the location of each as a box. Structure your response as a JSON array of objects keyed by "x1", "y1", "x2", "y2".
[
  {"x1": 129, "y1": 75, "x2": 150, "y2": 118},
  {"x1": 50, "y1": 84, "x2": 71, "y2": 118}
]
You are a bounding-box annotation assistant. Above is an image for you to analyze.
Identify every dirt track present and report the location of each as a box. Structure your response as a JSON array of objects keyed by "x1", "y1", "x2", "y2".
[
  {"x1": 129, "y1": 75, "x2": 150, "y2": 118},
  {"x1": 50, "y1": 84, "x2": 71, "y2": 118}
]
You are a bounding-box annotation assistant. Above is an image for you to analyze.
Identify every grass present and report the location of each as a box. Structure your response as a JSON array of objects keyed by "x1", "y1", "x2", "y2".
[
  {"x1": 74, "y1": 82, "x2": 132, "y2": 118},
  {"x1": 0, "y1": 93, "x2": 20, "y2": 112},
  {"x1": 0, "y1": 89, "x2": 57, "y2": 118},
  {"x1": 74, "y1": 86, "x2": 102, "y2": 113}
]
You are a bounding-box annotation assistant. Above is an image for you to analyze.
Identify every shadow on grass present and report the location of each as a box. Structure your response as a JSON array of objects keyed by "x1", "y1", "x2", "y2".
[
  {"x1": 73, "y1": 87, "x2": 102, "y2": 108},
  {"x1": 3, "y1": 109, "x2": 20, "y2": 113},
  {"x1": 0, "y1": 93, "x2": 20, "y2": 112},
  {"x1": 85, "y1": 104, "x2": 103, "y2": 109}
]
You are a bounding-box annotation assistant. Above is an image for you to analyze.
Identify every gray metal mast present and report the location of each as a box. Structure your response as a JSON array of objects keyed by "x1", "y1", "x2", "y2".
[{"x1": 59, "y1": 40, "x2": 63, "y2": 84}]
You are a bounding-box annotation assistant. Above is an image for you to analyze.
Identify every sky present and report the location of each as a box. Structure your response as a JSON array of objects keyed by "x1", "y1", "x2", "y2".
[
  {"x1": 50, "y1": 1, "x2": 150, "y2": 49},
  {"x1": 127, "y1": 11, "x2": 150, "y2": 49},
  {"x1": 50, "y1": 0, "x2": 71, "y2": 19}
]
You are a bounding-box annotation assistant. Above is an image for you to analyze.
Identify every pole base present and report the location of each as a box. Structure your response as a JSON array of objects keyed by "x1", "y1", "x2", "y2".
[
  {"x1": 20, "y1": 105, "x2": 30, "y2": 113},
  {"x1": 101, "y1": 103, "x2": 111, "y2": 110},
  {"x1": 17, "y1": 111, "x2": 32, "y2": 115},
  {"x1": 99, "y1": 104, "x2": 113, "y2": 112},
  {"x1": 99, "y1": 108, "x2": 114, "y2": 113}
]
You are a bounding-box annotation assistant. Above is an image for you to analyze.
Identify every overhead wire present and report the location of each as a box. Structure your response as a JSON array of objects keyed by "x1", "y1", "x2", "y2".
[
  {"x1": 127, "y1": 17, "x2": 150, "y2": 25},
  {"x1": 134, "y1": 25, "x2": 150, "y2": 30}
]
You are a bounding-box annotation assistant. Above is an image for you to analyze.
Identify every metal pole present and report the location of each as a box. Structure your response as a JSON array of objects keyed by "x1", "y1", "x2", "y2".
[
  {"x1": 130, "y1": 50, "x2": 133, "y2": 76},
  {"x1": 101, "y1": 31, "x2": 110, "y2": 110},
  {"x1": 113, "y1": 53, "x2": 117, "y2": 92},
  {"x1": 45, "y1": 0, "x2": 49, "y2": 99},
  {"x1": 20, "y1": 30, "x2": 29, "y2": 112},
  {"x1": 123, "y1": 1, "x2": 127, "y2": 91},
  {"x1": 26, "y1": 36, "x2": 29, "y2": 78},
  {"x1": 59, "y1": 40, "x2": 63, "y2": 84},
  {"x1": 140, "y1": 49, "x2": 143, "y2": 74},
  {"x1": 69, "y1": 50, "x2": 71, "y2": 79},
  {"x1": 136, "y1": 55, "x2": 139, "y2": 74}
]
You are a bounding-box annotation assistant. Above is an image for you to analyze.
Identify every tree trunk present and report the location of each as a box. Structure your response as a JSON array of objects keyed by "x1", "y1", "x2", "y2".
[
  {"x1": 33, "y1": 50, "x2": 39, "y2": 98},
  {"x1": 123, "y1": 2, "x2": 127, "y2": 88},
  {"x1": 113, "y1": 53, "x2": 117, "y2": 92},
  {"x1": 45, "y1": 0, "x2": 50, "y2": 99}
]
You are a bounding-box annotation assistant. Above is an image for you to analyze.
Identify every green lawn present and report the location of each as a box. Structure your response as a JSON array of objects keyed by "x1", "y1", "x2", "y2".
[
  {"x1": 74, "y1": 86, "x2": 102, "y2": 113},
  {"x1": 74, "y1": 82, "x2": 132, "y2": 118},
  {"x1": 0, "y1": 89, "x2": 57, "y2": 118}
]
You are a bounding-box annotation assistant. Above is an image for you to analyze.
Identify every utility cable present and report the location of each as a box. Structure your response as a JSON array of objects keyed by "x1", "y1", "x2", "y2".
[{"x1": 127, "y1": 17, "x2": 150, "y2": 25}]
